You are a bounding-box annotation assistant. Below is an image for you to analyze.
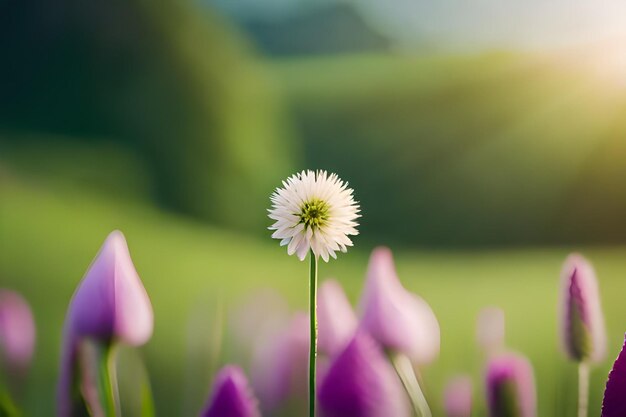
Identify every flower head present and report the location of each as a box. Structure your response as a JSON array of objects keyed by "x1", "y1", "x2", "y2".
[
  {"x1": 444, "y1": 375, "x2": 472, "y2": 417},
  {"x1": 318, "y1": 331, "x2": 410, "y2": 417},
  {"x1": 0, "y1": 290, "x2": 35, "y2": 375},
  {"x1": 318, "y1": 279, "x2": 358, "y2": 356},
  {"x1": 359, "y1": 247, "x2": 440, "y2": 364},
  {"x1": 269, "y1": 170, "x2": 360, "y2": 262},
  {"x1": 601, "y1": 334, "x2": 626, "y2": 417},
  {"x1": 201, "y1": 365, "x2": 261, "y2": 417},
  {"x1": 559, "y1": 254, "x2": 606, "y2": 363},
  {"x1": 485, "y1": 353, "x2": 536, "y2": 417}
]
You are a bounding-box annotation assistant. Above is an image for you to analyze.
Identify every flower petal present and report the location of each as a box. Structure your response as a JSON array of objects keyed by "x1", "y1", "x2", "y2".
[
  {"x1": 601, "y1": 335, "x2": 626, "y2": 417},
  {"x1": 318, "y1": 331, "x2": 410, "y2": 417}
]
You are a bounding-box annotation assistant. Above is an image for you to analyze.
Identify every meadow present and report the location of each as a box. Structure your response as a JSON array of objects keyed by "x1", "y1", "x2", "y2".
[
  {"x1": 2, "y1": 5, "x2": 626, "y2": 415},
  {"x1": 1, "y1": 167, "x2": 626, "y2": 416}
]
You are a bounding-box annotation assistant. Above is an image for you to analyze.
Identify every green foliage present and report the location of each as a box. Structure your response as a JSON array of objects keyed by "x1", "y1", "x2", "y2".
[
  {"x1": 0, "y1": 0, "x2": 297, "y2": 232},
  {"x1": 273, "y1": 52, "x2": 626, "y2": 246}
]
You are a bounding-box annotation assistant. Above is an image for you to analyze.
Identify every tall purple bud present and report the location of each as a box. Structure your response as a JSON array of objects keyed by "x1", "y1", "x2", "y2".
[
  {"x1": 359, "y1": 247, "x2": 440, "y2": 365},
  {"x1": 485, "y1": 353, "x2": 536, "y2": 417},
  {"x1": 559, "y1": 254, "x2": 606, "y2": 364},
  {"x1": 57, "y1": 230, "x2": 154, "y2": 417},
  {"x1": 318, "y1": 331, "x2": 410, "y2": 417},
  {"x1": 444, "y1": 376, "x2": 472, "y2": 417},
  {"x1": 318, "y1": 279, "x2": 357, "y2": 357},
  {"x1": 0, "y1": 290, "x2": 35, "y2": 376},
  {"x1": 201, "y1": 366, "x2": 260, "y2": 417},
  {"x1": 601, "y1": 335, "x2": 626, "y2": 417}
]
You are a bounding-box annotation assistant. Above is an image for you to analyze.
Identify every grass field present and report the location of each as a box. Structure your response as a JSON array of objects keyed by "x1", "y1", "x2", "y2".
[
  {"x1": 2, "y1": 170, "x2": 626, "y2": 416},
  {"x1": 270, "y1": 52, "x2": 626, "y2": 247}
]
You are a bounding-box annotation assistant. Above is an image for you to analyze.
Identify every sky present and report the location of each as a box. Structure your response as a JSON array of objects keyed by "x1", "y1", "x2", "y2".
[{"x1": 211, "y1": 0, "x2": 626, "y2": 51}]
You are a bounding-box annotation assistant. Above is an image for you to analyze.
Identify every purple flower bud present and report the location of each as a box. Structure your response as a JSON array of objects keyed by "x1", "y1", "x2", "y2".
[
  {"x1": 57, "y1": 231, "x2": 153, "y2": 417},
  {"x1": 318, "y1": 331, "x2": 410, "y2": 417},
  {"x1": 477, "y1": 307, "x2": 505, "y2": 356},
  {"x1": 318, "y1": 279, "x2": 357, "y2": 356},
  {"x1": 559, "y1": 254, "x2": 606, "y2": 363},
  {"x1": 444, "y1": 376, "x2": 472, "y2": 417},
  {"x1": 0, "y1": 290, "x2": 35, "y2": 375},
  {"x1": 251, "y1": 312, "x2": 309, "y2": 412},
  {"x1": 68, "y1": 230, "x2": 153, "y2": 345},
  {"x1": 601, "y1": 334, "x2": 626, "y2": 417},
  {"x1": 359, "y1": 247, "x2": 440, "y2": 364},
  {"x1": 201, "y1": 365, "x2": 261, "y2": 417},
  {"x1": 485, "y1": 353, "x2": 536, "y2": 417}
]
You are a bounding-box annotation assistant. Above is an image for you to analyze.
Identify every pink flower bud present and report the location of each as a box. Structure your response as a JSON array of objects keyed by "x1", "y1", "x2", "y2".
[
  {"x1": 201, "y1": 365, "x2": 260, "y2": 417},
  {"x1": 559, "y1": 254, "x2": 606, "y2": 363},
  {"x1": 359, "y1": 247, "x2": 440, "y2": 364},
  {"x1": 444, "y1": 375, "x2": 472, "y2": 417},
  {"x1": 318, "y1": 331, "x2": 410, "y2": 417},
  {"x1": 486, "y1": 353, "x2": 536, "y2": 417},
  {"x1": 68, "y1": 230, "x2": 153, "y2": 345},
  {"x1": 58, "y1": 231, "x2": 153, "y2": 417},
  {"x1": 318, "y1": 279, "x2": 357, "y2": 357},
  {"x1": 0, "y1": 290, "x2": 35, "y2": 375}
]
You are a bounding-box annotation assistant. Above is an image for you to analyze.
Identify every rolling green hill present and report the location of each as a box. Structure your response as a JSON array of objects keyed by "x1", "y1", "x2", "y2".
[{"x1": 271, "y1": 52, "x2": 626, "y2": 246}]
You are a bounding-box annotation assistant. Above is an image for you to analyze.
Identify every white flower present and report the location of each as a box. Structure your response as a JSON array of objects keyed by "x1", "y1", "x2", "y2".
[{"x1": 269, "y1": 170, "x2": 360, "y2": 262}]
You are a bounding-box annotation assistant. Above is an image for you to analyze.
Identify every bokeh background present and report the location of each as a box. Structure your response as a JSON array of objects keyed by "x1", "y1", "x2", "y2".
[{"x1": 1, "y1": 0, "x2": 626, "y2": 415}]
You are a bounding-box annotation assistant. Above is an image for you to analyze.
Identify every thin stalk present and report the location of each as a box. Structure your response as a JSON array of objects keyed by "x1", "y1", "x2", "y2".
[
  {"x1": 390, "y1": 353, "x2": 432, "y2": 417},
  {"x1": 309, "y1": 250, "x2": 318, "y2": 417},
  {"x1": 98, "y1": 343, "x2": 121, "y2": 417},
  {"x1": 578, "y1": 361, "x2": 590, "y2": 417}
]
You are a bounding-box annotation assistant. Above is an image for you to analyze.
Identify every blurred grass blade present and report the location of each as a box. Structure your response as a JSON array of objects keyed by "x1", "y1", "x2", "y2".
[
  {"x1": 140, "y1": 379, "x2": 155, "y2": 417},
  {"x1": 0, "y1": 391, "x2": 21, "y2": 417}
]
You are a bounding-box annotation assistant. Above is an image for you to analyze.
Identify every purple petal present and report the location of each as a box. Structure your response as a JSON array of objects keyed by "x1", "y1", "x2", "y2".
[
  {"x1": 251, "y1": 312, "x2": 309, "y2": 412},
  {"x1": 201, "y1": 365, "x2": 260, "y2": 417},
  {"x1": 559, "y1": 254, "x2": 606, "y2": 363},
  {"x1": 444, "y1": 375, "x2": 472, "y2": 417},
  {"x1": 485, "y1": 353, "x2": 536, "y2": 417},
  {"x1": 601, "y1": 335, "x2": 626, "y2": 417},
  {"x1": 359, "y1": 247, "x2": 440, "y2": 364},
  {"x1": 69, "y1": 230, "x2": 153, "y2": 345},
  {"x1": 318, "y1": 331, "x2": 410, "y2": 417},
  {"x1": 318, "y1": 279, "x2": 357, "y2": 356},
  {"x1": 0, "y1": 290, "x2": 35, "y2": 374}
]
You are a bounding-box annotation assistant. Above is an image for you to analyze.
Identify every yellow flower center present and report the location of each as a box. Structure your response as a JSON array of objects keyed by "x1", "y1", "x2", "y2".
[{"x1": 300, "y1": 199, "x2": 330, "y2": 229}]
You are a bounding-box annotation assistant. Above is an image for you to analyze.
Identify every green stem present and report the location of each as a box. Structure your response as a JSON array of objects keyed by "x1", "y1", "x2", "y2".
[
  {"x1": 309, "y1": 250, "x2": 318, "y2": 417},
  {"x1": 578, "y1": 362, "x2": 589, "y2": 417},
  {"x1": 98, "y1": 344, "x2": 121, "y2": 417},
  {"x1": 390, "y1": 353, "x2": 432, "y2": 417}
]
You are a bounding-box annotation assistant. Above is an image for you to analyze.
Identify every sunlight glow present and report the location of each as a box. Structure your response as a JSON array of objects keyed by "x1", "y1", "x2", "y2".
[{"x1": 588, "y1": 36, "x2": 626, "y2": 89}]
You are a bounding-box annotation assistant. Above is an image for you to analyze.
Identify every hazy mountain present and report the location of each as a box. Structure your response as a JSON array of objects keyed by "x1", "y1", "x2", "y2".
[{"x1": 209, "y1": 0, "x2": 626, "y2": 52}]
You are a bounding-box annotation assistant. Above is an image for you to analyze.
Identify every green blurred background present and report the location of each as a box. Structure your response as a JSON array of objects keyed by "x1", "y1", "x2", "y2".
[{"x1": 1, "y1": 0, "x2": 626, "y2": 415}]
